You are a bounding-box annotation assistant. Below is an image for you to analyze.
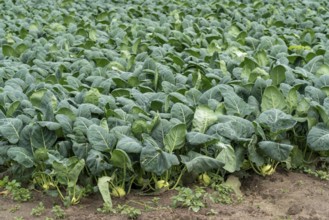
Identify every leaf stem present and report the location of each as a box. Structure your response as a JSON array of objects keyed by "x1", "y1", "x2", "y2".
[{"x1": 171, "y1": 167, "x2": 186, "y2": 189}]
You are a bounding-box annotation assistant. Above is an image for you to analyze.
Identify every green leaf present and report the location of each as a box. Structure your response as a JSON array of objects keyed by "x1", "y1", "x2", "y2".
[
  {"x1": 207, "y1": 116, "x2": 254, "y2": 142},
  {"x1": 68, "y1": 159, "x2": 85, "y2": 188},
  {"x1": 307, "y1": 123, "x2": 329, "y2": 151},
  {"x1": 151, "y1": 119, "x2": 173, "y2": 148},
  {"x1": 216, "y1": 144, "x2": 236, "y2": 173},
  {"x1": 186, "y1": 132, "x2": 218, "y2": 145},
  {"x1": 258, "y1": 141, "x2": 293, "y2": 161},
  {"x1": 270, "y1": 65, "x2": 286, "y2": 86},
  {"x1": 56, "y1": 114, "x2": 73, "y2": 135},
  {"x1": 97, "y1": 176, "x2": 113, "y2": 208},
  {"x1": 305, "y1": 86, "x2": 326, "y2": 104},
  {"x1": 38, "y1": 121, "x2": 61, "y2": 130},
  {"x1": 6, "y1": 101, "x2": 20, "y2": 117},
  {"x1": 0, "y1": 118, "x2": 23, "y2": 144},
  {"x1": 7, "y1": 147, "x2": 34, "y2": 168},
  {"x1": 192, "y1": 106, "x2": 220, "y2": 133},
  {"x1": 257, "y1": 109, "x2": 297, "y2": 134},
  {"x1": 164, "y1": 123, "x2": 186, "y2": 153},
  {"x1": 116, "y1": 136, "x2": 143, "y2": 154},
  {"x1": 223, "y1": 93, "x2": 255, "y2": 117},
  {"x1": 248, "y1": 135, "x2": 265, "y2": 166},
  {"x1": 170, "y1": 103, "x2": 194, "y2": 127},
  {"x1": 2, "y1": 45, "x2": 17, "y2": 57},
  {"x1": 87, "y1": 125, "x2": 116, "y2": 152},
  {"x1": 218, "y1": 85, "x2": 255, "y2": 117},
  {"x1": 84, "y1": 88, "x2": 101, "y2": 105},
  {"x1": 31, "y1": 125, "x2": 57, "y2": 149},
  {"x1": 287, "y1": 84, "x2": 302, "y2": 113},
  {"x1": 110, "y1": 149, "x2": 133, "y2": 171},
  {"x1": 140, "y1": 145, "x2": 179, "y2": 176},
  {"x1": 86, "y1": 149, "x2": 111, "y2": 174},
  {"x1": 181, "y1": 151, "x2": 223, "y2": 173},
  {"x1": 261, "y1": 86, "x2": 287, "y2": 112}
]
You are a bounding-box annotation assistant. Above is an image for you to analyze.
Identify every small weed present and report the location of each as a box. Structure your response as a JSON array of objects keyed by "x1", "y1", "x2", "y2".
[
  {"x1": 14, "y1": 217, "x2": 24, "y2": 220},
  {"x1": 151, "y1": 197, "x2": 160, "y2": 206},
  {"x1": 117, "y1": 204, "x2": 141, "y2": 219},
  {"x1": 9, "y1": 205, "x2": 21, "y2": 213},
  {"x1": 31, "y1": 202, "x2": 46, "y2": 216},
  {"x1": 51, "y1": 205, "x2": 65, "y2": 219},
  {"x1": 11, "y1": 187, "x2": 31, "y2": 202},
  {"x1": 45, "y1": 217, "x2": 54, "y2": 220},
  {"x1": 296, "y1": 180, "x2": 304, "y2": 186},
  {"x1": 206, "y1": 209, "x2": 218, "y2": 216},
  {"x1": 280, "y1": 188, "x2": 289, "y2": 193},
  {"x1": 304, "y1": 168, "x2": 329, "y2": 180},
  {"x1": 2, "y1": 177, "x2": 31, "y2": 202},
  {"x1": 97, "y1": 202, "x2": 116, "y2": 214},
  {"x1": 210, "y1": 184, "x2": 234, "y2": 205},
  {"x1": 171, "y1": 187, "x2": 206, "y2": 212}
]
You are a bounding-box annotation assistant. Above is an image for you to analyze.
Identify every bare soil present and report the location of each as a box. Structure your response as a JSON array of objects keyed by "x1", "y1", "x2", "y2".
[{"x1": 1, "y1": 170, "x2": 329, "y2": 220}]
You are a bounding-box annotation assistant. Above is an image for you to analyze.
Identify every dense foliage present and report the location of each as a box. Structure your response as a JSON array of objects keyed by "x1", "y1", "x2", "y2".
[{"x1": 1, "y1": 0, "x2": 329, "y2": 205}]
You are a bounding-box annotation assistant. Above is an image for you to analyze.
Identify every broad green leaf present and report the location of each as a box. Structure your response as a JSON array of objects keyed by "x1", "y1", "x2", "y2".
[
  {"x1": 296, "y1": 98, "x2": 311, "y2": 116},
  {"x1": 258, "y1": 141, "x2": 293, "y2": 161},
  {"x1": 151, "y1": 119, "x2": 173, "y2": 148},
  {"x1": 116, "y1": 136, "x2": 143, "y2": 154},
  {"x1": 87, "y1": 125, "x2": 116, "y2": 152},
  {"x1": 37, "y1": 121, "x2": 61, "y2": 130},
  {"x1": 170, "y1": 103, "x2": 194, "y2": 127},
  {"x1": 140, "y1": 145, "x2": 179, "y2": 176},
  {"x1": 6, "y1": 101, "x2": 20, "y2": 117},
  {"x1": 307, "y1": 123, "x2": 329, "y2": 151},
  {"x1": 192, "y1": 106, "x2": 220, "y2": 133},
  {"x1": 216, "y1": 144, "x2": 236, "y2": 173},
  {"x1": 73, "y1": 117, "x2": 94, "y2": 143},
  {"x1": 164, "y1": 123, "x2": 186, "y2": 153},
  {"x1": 222, "y1": 92, "x2": 254, "y2": 117},
  {"x1": 97, "y1": 176, "x2": 113, "y2": 208},
  {"x1": 0, "y1": 145, "x2": 10, "y2": 165},
  {"x1": 257, "y1": 109, "x2": 297, "y2": 134},
  {"x1": 31, "y1": 125, "x2": 57, "y2": 149},
  {"x1": 255, "y1": 50, "x2": 269, "y2": 67},
  {"x1": 270, "y1": 65, "x2": 286, "y2": 86},
  {"x1": 186, "y1": 88, "x2": 202, "y2": 107},
  {"x1": 261, "y1": 86, "x2": 287, "y2": 112},
  {"x1": 207, "y1": 116, "x2": 254, "y2": 142},
  {"x1": 181, "y1": 151, "x2": 223, "y2": 173},
  {"x1": 305, "y1": 86, "x2": 326, "y2": 104},
  {"x1": 287, "y1": 84, "x2": 302, "y2": 113},
  {"x1": 316, "y1": 64, "x2": 329, "y2": 76},
  {"x1": 248, "y1": 135, "x2": 265, "y2": 166},
  {"x1": 56, "y1": 114, "x2": 73, "y2": 135},
  {"x1": 186, "y1": 132, "x2": 218, "y2": 145},
  {"x1": 2, "y1": 45, "x2": 17, "y2": 57},
  {"x1": 110, "y1": 149, "x2": 133, "y2": 171},
  {"x1": 313, "y1": 104, "x2": 329, "y2": 127},
  {"x1": 73, "y1": 141, "x2": 91, "y2": 160},
  {"x1": 86, "y1": 149, "x2": 111, "y2": 174},
  {"x1": 240, "y1": 57, "x2": 259, "y2": 80},
  {"x1": 7, "y1": 147, "x2": 34, "y2": 168},
  {"x1": 304, "y1": 55, "x2": 323, "y2": 74},
  {"x1": 68, "y1": 159, "x2": 85, "y2": 188},
  {"x1": 84, "y1": 88, "x2": 101, "y2": 105},
  {"x1": 0, "y1": 118, "x2": 23, "y2": 144},
  {"x1": 77, "y1": 104, "x2": 103, "y2": 118},
  {"x1": 199, "y1": 85, "x2": 222, "y2": 104},
  {"x1": 52, "y1": 157, "x2": 80, "y2": 185}
]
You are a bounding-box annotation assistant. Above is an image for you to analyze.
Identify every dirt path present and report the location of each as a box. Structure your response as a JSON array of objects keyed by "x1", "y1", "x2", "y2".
[{"x1": 1, "y1": 170, "x2": 329, "y2": 220}]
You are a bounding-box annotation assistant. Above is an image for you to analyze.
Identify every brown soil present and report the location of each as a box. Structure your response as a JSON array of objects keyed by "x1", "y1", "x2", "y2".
[{"x1": 1, "y1": 170, "x2": 329, "y2": 220}]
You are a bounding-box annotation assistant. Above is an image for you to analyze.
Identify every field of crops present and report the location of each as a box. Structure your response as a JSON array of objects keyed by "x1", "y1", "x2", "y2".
[{"x1": 1, "y1": 0, "x2": 329, "y2": 218}]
